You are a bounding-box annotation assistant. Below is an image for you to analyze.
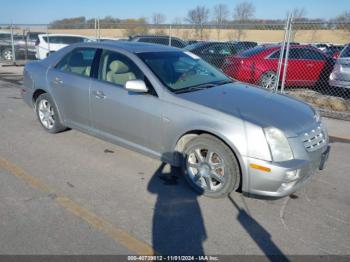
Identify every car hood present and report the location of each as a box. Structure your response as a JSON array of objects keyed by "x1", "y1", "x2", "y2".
[{"x1": 177, "y1": 82, "x2": 316, "y2": 137}]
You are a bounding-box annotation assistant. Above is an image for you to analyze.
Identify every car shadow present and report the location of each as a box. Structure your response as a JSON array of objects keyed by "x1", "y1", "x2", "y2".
[
  {"x1": 148, "y1": 160, "x2": 288, "y2": 259},
  {"x1": 147, "y1": 162, "x2": 206, "y2": 255},
  {"x1": 228, "y1": 194, "x2": 289, "y2": 261}
]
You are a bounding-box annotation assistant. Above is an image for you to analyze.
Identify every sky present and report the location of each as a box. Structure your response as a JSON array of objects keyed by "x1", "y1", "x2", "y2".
[{"x1": 0, "y1": 0, "x2": 349, "y2": 24}]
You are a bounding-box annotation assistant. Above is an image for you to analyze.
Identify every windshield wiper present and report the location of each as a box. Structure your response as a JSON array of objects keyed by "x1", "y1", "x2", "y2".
[
  {"x1": 173, "y1": 83, "x2": 217, "y2": 94},
  {"x1": 210, "y1": 79, "x2": 234, "y2": 86},
  {"x1": 173, "y1": 79, "x2": 233, "y2": 94}
]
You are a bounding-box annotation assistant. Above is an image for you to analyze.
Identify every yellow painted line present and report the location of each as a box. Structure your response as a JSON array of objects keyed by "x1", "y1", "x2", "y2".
[
  {"x1": 0, "y1": 157, "x2": 53, "y2": 194},
  {"x1": 0, "y1": 156, "x2": 155, "y2": 255}
]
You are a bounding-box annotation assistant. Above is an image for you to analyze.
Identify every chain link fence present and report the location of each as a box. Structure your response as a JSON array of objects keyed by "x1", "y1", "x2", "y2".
[{"x1": 1, "y1": 19, "x2": 349, "y2": 120}]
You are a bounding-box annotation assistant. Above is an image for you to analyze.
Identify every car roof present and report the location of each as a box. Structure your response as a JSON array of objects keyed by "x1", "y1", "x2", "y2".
[
  {"x1": 85, "y1": 41, "x2": 180, "y2": 53},
  {"x1": 131, "y1": 35, "x2": 182, "y2": 40},
  {"x1": 38, "y1": 34, "x2": 90, "y2": 38}
]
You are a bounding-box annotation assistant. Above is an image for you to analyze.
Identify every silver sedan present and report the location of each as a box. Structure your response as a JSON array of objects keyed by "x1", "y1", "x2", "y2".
[{"x1": 21, "y1": 41, "x2": 330, "y2": 198}]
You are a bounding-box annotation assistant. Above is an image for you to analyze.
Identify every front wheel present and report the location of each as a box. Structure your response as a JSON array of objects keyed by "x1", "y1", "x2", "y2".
[
  {"x1": 35, "y1": 93, "x2": 66, "y2": 133},
  {"x1": 182, "y1": 134, "x2": 240, "y2": 198}
]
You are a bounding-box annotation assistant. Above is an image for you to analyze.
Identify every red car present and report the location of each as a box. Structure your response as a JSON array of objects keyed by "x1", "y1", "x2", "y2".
[{"x1": 222, "y1": 45, "x2": 335, "y2": 89}]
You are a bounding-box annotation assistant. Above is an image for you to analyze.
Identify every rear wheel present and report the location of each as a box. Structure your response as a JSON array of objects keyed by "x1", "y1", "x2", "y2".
[
  {"x1": 181, "y1": 134, "x2": 240, "y2": 198},
  {"x1": 35, "y1": 93, "x2": 66, "y2": 133},
  {"x1": 259, "y1": 71, "x2": 277, "y2": 90},
  {"x1": 2, "y1": 48, "x2": 13, "y2": 61}
]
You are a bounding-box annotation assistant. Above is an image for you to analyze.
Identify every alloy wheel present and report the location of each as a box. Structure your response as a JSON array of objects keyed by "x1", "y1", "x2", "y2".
[
  {"x1": 261, "y1": 72, "x2": 277, "y2": 90},
  {"x1": 38, "y1": 99, "x2": 55, "y2": 129},
  {"x1": 186, "y1": 148, "x2": 226, "y2": 192}
]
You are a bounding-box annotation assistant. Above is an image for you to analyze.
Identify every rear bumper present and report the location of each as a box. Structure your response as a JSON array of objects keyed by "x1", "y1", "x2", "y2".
[
  {"x1": 243, "y1": 145, "x2": 330, "y2": 198},
  {"x1": 20, "y1": 85, "x2": 34, "y2": 109}
]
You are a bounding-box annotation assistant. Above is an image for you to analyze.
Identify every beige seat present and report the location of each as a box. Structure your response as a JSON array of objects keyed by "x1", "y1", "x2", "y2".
[
  {"x1": 68, "y1": 52, "x2": 87, "y2": 75},
  {"x1": 106, "y1": 60, "x2": 136, "y2": 86}
]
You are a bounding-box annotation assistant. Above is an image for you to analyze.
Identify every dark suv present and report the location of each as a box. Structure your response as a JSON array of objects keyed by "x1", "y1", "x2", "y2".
[{"x1": 129, "y1": 35, "x2": 187, "y2": 48}]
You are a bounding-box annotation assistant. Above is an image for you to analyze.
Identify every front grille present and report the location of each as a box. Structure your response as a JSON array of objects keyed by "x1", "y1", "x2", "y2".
[{"x1": 302, "y1": 124, "x2": 327, "y2": 152}]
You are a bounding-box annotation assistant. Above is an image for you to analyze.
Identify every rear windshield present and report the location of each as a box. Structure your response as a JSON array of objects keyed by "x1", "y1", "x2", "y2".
[
  {"x1": 43, "y1": 36, "x2": 88, "y2": 44},
  {"x1": 239, "y1": 45, "x2": 266, "y2": 57}
]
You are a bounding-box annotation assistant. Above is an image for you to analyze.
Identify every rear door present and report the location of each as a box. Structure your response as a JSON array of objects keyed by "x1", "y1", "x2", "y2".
[
  {"x1": 300, "y1": 48, "x2": 330, "y2": 86},
  {"x1": 47, "y1": 47, "x2": 97, "y2": 130}
]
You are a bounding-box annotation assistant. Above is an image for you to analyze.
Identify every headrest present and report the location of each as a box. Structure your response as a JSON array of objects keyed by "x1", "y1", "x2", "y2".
[
  {"x1": 109, "y1": 60, "x2": 130, "y2": 74},
  {"x1": 70, "y1": 52, "x2": 84, "y2": 66}
]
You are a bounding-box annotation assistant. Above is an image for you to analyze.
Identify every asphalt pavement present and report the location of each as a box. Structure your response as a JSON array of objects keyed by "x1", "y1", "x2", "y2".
[{"x1": 0, "y1": 66, "x2": 349, "y2": 257}]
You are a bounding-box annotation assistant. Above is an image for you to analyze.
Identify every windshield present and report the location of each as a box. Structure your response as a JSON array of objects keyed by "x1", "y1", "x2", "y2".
[{"x1": 138, "y1": 51, "x2": 232, "y2": 93}]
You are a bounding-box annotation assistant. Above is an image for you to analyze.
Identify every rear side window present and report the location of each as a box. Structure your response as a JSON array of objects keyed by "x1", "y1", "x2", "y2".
[
  {"x1": 140, "y1": 37, "x2": 169, "y2": 46},
  {"x1": 43, "y1": 36, "x2": 89, "y2": 44},
  {"x1": 55, "y1": 48, "x2": 97, "y2": 77},
  {"x1": 240, "y1": 46, "x2": 266, "y2": 57},
  {"x1": 171, "y1": 39, "x2": 185, "y2": 48},
  {"x1": 301, "y1": 49, "x2": 325, "y2": 60}
]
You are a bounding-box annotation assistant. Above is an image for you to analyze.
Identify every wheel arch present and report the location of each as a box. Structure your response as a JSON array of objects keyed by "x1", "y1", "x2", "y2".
[
  {"x1": 174, "y1": 129, "x2": 245, "y2": 191},
  {"x1": 32, "y1": 89, "x2": 66, "y2": 126}
]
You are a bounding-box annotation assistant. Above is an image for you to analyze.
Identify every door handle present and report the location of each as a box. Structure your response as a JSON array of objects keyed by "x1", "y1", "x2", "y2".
[
  {"x1": 53, "y1": 77, "x2": 63, "y2": 85},
  {"x1": 94, "y1": 90, "x2": 106, "y2": 99},
  {"x1": 307, "y1": 64, "x2": 314, "y2": 67}
]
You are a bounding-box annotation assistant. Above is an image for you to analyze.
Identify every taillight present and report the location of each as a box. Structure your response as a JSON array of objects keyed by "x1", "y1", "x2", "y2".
[{"x1": 35, "y1": 39, "x2": 40, "y2": 46}]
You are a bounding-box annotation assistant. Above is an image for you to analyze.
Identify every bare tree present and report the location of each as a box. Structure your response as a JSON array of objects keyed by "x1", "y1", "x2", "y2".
[
  {"x1": 173, "y1": 17, "x2": 183, "y2": 37},
  {"x1": 152, "y1": 13, "x2": 166, "y2": 34},
  {"x1": 233, "y1": 2, "x2": 255, "y2": 40},
  {"x1": 289, "y1": 8, "x2": 307, "y2": 41},
  {"x1": 186, "y1": 6, "x2": 210, "y2": 39},
  {"x1": 213, "y1": 4, "x2": 229, "y2": 40},
  {"x1": 152, "y1": 13, "x2": 166, "y2": 24},
  {"x1": 233, "y1": 2, "x2": 255, "y2": 21},
  {"x1": 291, "y1": 7, "x2": 306, "y2": 21},
  {"x1": 333, "y1": 11, "x2": 350, "y2": 32}
]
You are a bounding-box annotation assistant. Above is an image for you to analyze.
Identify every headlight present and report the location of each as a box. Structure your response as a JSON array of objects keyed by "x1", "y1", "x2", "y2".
[{"x1": 264, "y1": 127, "x2": 293, "y2": 162}]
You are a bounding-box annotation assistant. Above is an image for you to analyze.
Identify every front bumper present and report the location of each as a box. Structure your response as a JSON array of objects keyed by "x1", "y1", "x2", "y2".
[
  {"x1": 329, "y1": 79, "x2": 350, "y2": 89},
  {"x1": 243, "y1": 145, "x2": 330, "y2": 198}
]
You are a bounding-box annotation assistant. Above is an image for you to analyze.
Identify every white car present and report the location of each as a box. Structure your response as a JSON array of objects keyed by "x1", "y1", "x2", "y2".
[{"x1": 35, "y1": 34, "x2": 92, "y2": 60}]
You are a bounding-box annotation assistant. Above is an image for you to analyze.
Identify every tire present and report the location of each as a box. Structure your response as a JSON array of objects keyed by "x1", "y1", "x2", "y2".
[
  {"x1": 259, "y1": 71, "x2": 277, "y2": 90},
  {"x1": 181, "y1": 134, "x2": 240, "y2": 198},
  {"x1": 35, "y1": 93, "x2": 66, "y2": 133},
  {"x1": 2, "y1": 48, "x2": 13, "y2": 61}
]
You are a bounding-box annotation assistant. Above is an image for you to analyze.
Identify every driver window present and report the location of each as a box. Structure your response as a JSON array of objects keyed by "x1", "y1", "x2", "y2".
[{"x1": 98, "y1": 50, "x2": 144, "y2": 87}]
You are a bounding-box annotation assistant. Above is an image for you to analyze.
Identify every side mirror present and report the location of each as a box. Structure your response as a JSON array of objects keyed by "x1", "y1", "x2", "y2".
[{"x1": 124, "y1": 80, "x2": 149, "y2": 93}]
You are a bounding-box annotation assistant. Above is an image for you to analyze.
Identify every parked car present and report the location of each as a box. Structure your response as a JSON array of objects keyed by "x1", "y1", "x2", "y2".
[
  {"x1": 329, "y1": 44, "x2": 350, "y2": 89},
  {"x1": 324, "y1": 45, "x2": 344, "y2": 59},
  {"x1": 21, "y1": 41, "x2": 330, "y2": 198},
  {"x1": 0, "y1": 31, "x2": 26, "y2": 61},
  {"x1": 222, "y1": 45, "x2": 335, "y2": 89},
  {"x1": 129, "y1": 35, "x2": 187, "y2": 48},
  {"x1": 312, "y1": 43, "x2": 332, "y2": 52},
  {"x1": 185, "y1": 41, "x2": 257, "y2": 68},
  {"x1": 15, "y1": 31, "x2": 46, "y2": 60},
  {"x1": 35, "y1": 34, "x2": 92, "y2": 59}
]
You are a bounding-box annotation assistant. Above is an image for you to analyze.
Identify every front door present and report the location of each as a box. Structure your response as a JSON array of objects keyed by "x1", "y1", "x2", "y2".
[{"x1": 90, "y1": 49, "x2": 163, "y2": 154}]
